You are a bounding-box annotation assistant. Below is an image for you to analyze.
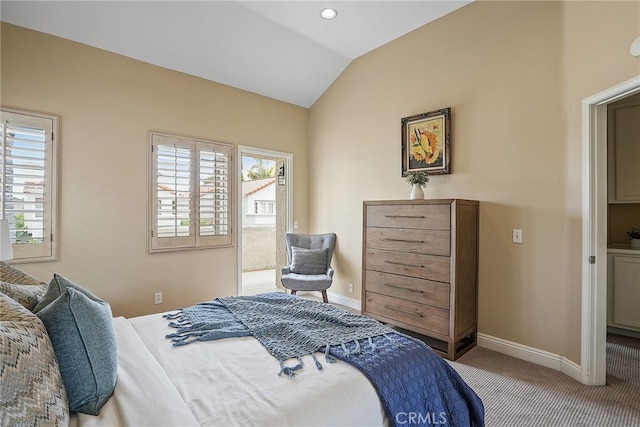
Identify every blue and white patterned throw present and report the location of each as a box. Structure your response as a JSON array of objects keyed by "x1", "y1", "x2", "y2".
[{"x1": 164, "y1": 293, "x2": 484, "y2": 426}]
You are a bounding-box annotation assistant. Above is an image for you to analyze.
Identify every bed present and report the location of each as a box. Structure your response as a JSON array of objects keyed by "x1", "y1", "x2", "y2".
[{"x1": 0, "y1": 262, "x2": 484, "y2": 427}]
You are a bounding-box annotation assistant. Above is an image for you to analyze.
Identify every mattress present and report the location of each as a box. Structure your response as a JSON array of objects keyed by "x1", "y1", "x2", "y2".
[{"x1": 75, "y1": 313, "x2": 387, "y2": 426}]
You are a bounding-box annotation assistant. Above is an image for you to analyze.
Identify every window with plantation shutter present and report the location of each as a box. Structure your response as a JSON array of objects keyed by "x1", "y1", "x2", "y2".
[
  {"x1": 149, "y1": 132, "x2": 233, "y2": 252},
  {"x1": 1, "y1": 108, "x2": 58, "y2": 262}
]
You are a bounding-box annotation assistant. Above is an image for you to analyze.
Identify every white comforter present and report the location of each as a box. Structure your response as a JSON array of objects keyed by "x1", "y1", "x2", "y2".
[{"x1": 75, "y1": 313, "x2": 386, "y2": 426}]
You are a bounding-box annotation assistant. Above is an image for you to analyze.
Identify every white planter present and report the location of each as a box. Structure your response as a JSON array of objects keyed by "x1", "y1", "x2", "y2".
[
  {"x1": 631, "y1": 239, "x2": 640, "y2": 249},
  {"x1": 410, "y1": 184, "x2": 424, "y2": 200}
]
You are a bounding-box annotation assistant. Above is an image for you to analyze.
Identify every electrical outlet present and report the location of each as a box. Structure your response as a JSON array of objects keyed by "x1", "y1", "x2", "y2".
[
  {"x1": 512, "y1": 229, "x2": 523, "y2": 244},
  {"x1": 348, "y1": 283, "x2": 354, "y2": 293},
  {"x1": 154, "y1": 292, "x2": 163, "y2": 305}
]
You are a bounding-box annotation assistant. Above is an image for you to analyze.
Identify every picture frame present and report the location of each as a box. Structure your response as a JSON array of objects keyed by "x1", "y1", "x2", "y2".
[{"x1": 401, "y1": 107, "x2": 451, "y2": 176}]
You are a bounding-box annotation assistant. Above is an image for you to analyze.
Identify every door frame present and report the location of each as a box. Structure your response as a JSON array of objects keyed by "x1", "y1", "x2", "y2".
[
  {"x1": 581, "y1": 75, "x2": 640, "y2": 385},
  {"x1": 237, "y1": 146, "x2": 293, "y2": 295}
]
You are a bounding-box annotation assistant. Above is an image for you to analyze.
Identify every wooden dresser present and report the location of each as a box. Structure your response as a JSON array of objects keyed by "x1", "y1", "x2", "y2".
[{"x1": 361, "y1": 199, "x2": 479, "y2": 360}]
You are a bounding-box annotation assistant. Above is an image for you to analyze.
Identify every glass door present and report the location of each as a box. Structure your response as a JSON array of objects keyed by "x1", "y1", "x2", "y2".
[{"x1": 238, "y1": 147, "x2": 291, "y2": 296}]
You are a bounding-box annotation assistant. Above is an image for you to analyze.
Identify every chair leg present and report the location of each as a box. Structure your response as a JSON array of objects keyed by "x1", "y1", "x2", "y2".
[
  {"x1": 321, "y1": 290, "x2": 328, "y2": 303},
  {"x1": 290, "y1": 290, "x2": 297, "y2": 296}
]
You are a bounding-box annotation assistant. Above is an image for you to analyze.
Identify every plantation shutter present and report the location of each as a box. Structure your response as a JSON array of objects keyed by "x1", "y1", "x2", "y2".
[
  {"x1": 0, "y1": 109, "x2": 57, "y2": 261},
  {"x1": 196, "y1": 141, "x2": 232, "y2": 247},
  {"x1": 149, "y1": 132, "x2": 233, "y2": 252},
  {"x1": 150, "y1": 133, "x2": 194, "y2": 251}
]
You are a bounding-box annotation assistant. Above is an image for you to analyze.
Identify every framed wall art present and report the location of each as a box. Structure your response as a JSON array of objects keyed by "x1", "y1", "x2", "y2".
[{"x1": 401, "y1": 107, "x2": 451, "y2": 176}]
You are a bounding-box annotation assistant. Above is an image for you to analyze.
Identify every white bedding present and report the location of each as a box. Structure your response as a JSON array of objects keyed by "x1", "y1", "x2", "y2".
[{"x1": 76, "y1": 313, "x2": 386, "y2": 426}]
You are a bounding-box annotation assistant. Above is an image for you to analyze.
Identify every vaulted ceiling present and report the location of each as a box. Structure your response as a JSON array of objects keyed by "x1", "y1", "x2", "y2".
[{"x1": 1, "y1": 1, "x2": 472, "y2": 107}]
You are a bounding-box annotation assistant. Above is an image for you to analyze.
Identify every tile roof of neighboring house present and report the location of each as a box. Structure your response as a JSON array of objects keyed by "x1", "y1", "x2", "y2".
[
  {"x1": 21, "y1": 180, "x2": 44, "y2": 194},
  {"x1": 242, "y1": 177, "x2": 276, "y2": 196}
]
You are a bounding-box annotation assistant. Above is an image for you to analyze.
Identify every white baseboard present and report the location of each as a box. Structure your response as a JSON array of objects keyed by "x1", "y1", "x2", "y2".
[
  {"x1": 327, "y1": 291, "x2": 361, "y2": 311},
  {"x1": 295, "y1": 291, "x2": 361, "y2": 311},
  {"x1": 291, "y1": 296, "x2": 585, "y2": 382},
  {"x1": 478, "y1": 333, "x2": 582, "y2": 382}
]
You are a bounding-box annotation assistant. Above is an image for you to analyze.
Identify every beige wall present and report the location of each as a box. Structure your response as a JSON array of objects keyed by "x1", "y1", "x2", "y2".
[
  {"x1": 309, "y1": 1, "x2": 640, "y2": 363},
  {"x1": 1, "y1": 23, "x2": 309, "y2": 318},
  {"x1": 2, "y1": 1, "x2": 638, "y2": 364}
]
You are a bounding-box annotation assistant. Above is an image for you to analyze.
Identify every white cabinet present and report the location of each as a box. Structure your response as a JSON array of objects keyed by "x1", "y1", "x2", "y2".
[
  {"x1": 607, "y1": 251, "x2": 640, "y2": 332},
  {"x1": 608, "y1": 97, "x2": 640, "y2": 203}
]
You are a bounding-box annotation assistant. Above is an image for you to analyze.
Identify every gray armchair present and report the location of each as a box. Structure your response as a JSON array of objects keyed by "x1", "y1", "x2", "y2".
[{"x1": 281, "y1": 233, "x2": 336, "y2": 303}]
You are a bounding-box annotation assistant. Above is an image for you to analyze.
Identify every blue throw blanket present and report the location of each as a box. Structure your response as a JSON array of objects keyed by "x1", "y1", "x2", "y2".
[{"x1": 165, "y1": 293, "x2": 484, "y2": 426}]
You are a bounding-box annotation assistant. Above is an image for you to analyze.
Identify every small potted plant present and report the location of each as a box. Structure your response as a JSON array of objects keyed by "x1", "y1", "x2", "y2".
[
  {"x1": 627, "y1": 228, "x2": 640, "y2": 249},
  {"x1": 405, "y1": 171, "x2": 429, "y2": 200}
]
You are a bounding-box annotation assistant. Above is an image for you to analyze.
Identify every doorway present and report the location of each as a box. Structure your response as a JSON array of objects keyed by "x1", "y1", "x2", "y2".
[
  {"x1": 581, "y1": 75, "x2": 640, "y2": 386},
  {"x1": 237, "y1": 146, "x2": 292, "y2": 296}
]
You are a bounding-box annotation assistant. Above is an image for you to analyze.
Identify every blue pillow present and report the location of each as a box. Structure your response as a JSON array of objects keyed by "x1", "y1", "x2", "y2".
[
  {"x1": 33, "y1": 273, "x2": 100, "y2": 313},
  {"x1": 35, "y1": 276, "x2": 117, "y2": 415}
]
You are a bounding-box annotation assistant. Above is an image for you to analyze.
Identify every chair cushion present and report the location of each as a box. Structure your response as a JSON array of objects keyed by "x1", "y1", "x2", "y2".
[
  {"x1": 35, "y1": 274, "x2": 117, "y2": 415},
  {"x1": 281, "y1": 273, "x2": 332, "y2": 291},
  {"x1": 290, "y1": 246, "x2": 328, "y2": 275},
  {"x1": 0, "y1": 292, "x2": 69, "y2": 426}
]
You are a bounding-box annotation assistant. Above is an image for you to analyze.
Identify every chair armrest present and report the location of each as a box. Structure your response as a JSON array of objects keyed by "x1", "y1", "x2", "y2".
[
  {"x1": 327, "y1": 266, "x2": 334, "y2": 278},
  {"x1": 282, "y1": 266, "x2": 291, "y2": 275}
]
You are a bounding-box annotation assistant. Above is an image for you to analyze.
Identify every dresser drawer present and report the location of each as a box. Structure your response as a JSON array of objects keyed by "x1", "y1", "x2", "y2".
[
  {"x1": 366, "y1": 227, "x2": 450, "y2": 256},
  {"x1": 362, "y1": 199, "x2": 479, "y2": 360},
  {"x1": 365, "y1": 270, "x2": 450, "y2": 309},
  {"x1": 365, "y1": 248, "x2": 450, "y2": 283},
  {"x1": 365, "y1": 292, "x2": 449, "y2": 336},
  {"x1": 366, "y1": 204, "x2": 450, "y2": 230}
]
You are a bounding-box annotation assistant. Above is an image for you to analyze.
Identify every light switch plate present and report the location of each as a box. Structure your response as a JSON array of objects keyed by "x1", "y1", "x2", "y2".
[{"x1": 512, "y1": 229, "x2": 523, "y2": 244}]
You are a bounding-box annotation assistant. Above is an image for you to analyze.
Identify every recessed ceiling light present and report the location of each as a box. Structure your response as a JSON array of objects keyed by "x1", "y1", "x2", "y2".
[{"x1": 320, "y1": 8, "x2": 338, "y2": 20}]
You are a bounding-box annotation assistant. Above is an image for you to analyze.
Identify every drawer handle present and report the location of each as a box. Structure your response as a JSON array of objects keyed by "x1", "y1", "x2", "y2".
[
  {"x1": 384, "y1": 238, "x2": 425, "y2": 244},
  {"x1": 385, "y1": 283, "x2": 424, "y2": 294},
  {"x1": 384, "y1": 215, "x2": 426, "y2": 219},
  {"x1": 384, "y1": 304, "x2": 423, "y2": 318},
  {"x1": 385, "y1": 260, "x2": 424, "y2": 268}
]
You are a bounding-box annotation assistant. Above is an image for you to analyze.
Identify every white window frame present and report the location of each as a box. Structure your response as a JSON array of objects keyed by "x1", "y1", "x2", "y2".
[
  {"x1": 1, "y1": 108, "x2": 58, "y2": 262},
  {"x1": 254, "y1": 200, "x2": 275, "y2": 215},
  {"x1": 148, "y1": 131, "x2": 234, "y2": 253}
]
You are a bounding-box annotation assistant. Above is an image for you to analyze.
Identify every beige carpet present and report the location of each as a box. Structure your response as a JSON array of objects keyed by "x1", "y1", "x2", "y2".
[{"x1": 448, "y1": 334, "x2": 640, "y2": 426}]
